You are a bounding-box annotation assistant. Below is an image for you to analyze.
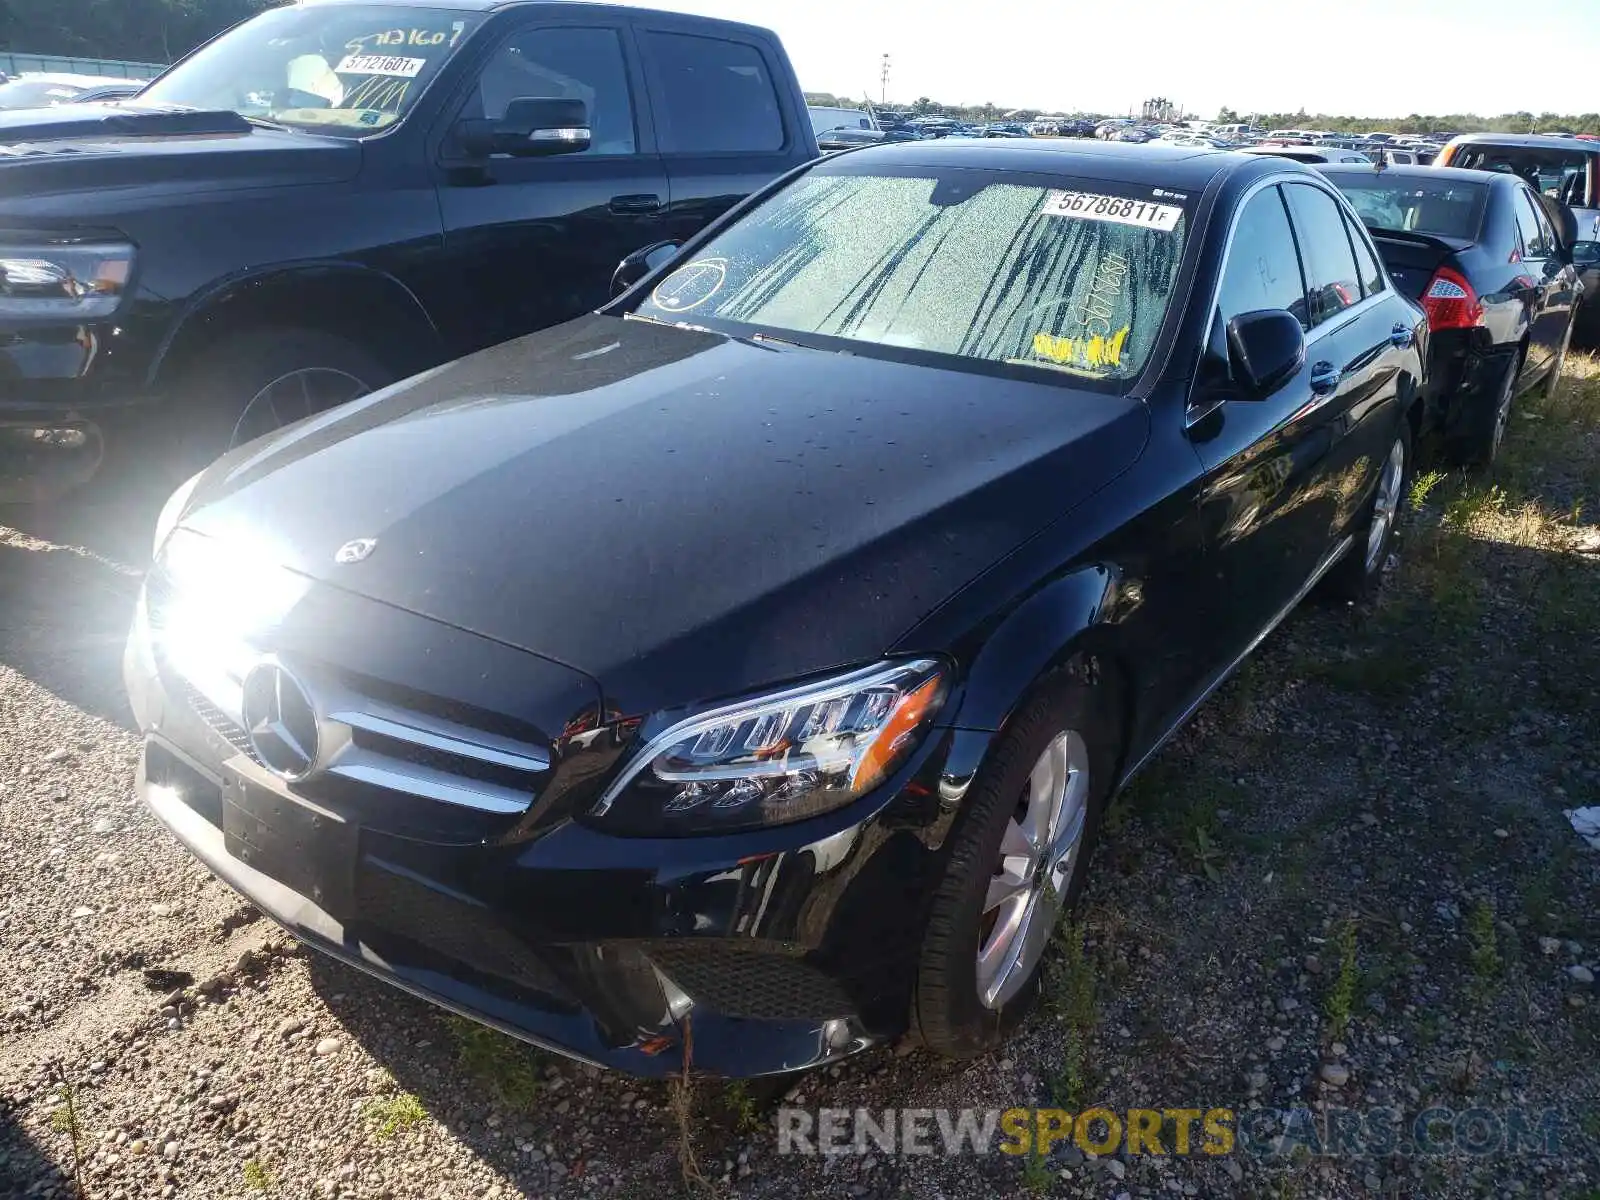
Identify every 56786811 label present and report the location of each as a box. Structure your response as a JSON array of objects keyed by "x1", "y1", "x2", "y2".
[{"x1": 1040, "y1": 191, "x2": 1183, "y2": 232}]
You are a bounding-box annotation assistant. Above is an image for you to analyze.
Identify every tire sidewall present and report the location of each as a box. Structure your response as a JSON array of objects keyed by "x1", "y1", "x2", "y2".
[{"x1": 915, "y1": 676, "x2": 1116, "y2": 1056}]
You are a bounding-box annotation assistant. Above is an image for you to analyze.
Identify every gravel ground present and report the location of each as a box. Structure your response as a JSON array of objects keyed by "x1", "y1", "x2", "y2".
[{"x1": 3, "y1": 358, "x2": 1599, "y2": 1200}]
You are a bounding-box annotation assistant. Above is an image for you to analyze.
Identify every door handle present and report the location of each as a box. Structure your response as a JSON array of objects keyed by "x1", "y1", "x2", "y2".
[
  {"x1": 608, "y1": 193, "x2": 662, "y2": 215},
  {"x1": 1389, "y1": 323, "x2": 1414, "y2": 349},
  {"x1": 1309, "y1": 361, "x2": 1342, "y2": 395}
]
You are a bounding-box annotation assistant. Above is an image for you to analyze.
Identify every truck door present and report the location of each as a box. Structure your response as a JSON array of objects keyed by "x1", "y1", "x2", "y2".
[{"x1": 432, "y1": 16, "x2": 670, "y2": 357}]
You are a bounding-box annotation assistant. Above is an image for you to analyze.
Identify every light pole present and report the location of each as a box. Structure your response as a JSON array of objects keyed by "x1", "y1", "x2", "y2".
[{"x1": 880, "y1": 53, "x2": 890, "y2": 105}]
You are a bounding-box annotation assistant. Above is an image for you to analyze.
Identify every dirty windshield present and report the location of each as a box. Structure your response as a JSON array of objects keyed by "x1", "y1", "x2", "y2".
[
  {"x1": 633, "y1": 165, "x2": 1191, "y2": 387},
  {"x1": 140, "y1": 4, "x2": 480, "y2": 134}
]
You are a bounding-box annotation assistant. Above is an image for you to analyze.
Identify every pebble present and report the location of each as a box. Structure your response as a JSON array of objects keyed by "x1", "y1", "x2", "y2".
[
  {"x1": 1108, "y1": 1159, "x2": 1126, "y2": 1180},
  {"x1": 314, "y1": 1037, "x2": 341, "y2": 1056},
  {"x1": 150, "y1": 903, "x2": 173, "y2": 917},
  {"x1": 1277, "y1": 996, "x2": 1299, "y2": 1012},
  {"x1": 166, "y1": 1018, "x2": 181, "y2": 1031},
  {"x1": 1226, "y1": 1159, "x2": 1244, "y2": 1183},
  {"x1": 1266, "y1": 1036, "x2": 1285, "y2": 1052},
  {"x1": 1330, "y1": 1042, "x2": 1346, "y2": 1057},
  {"x1": 1493, "y1": 828, "x2": 1509, "y2": 839},
  {"x1": 1540, "y1": 937, "x2": 1562, "y2": 956},
  {"x1": 44, "y1": 747, "x2": 73, "y2": 763},
  {"x1": 161, "y1": 1141, "x2": 179, "y2": 1160},
  {"x1": 1567, "y1": 965, "x2": 1594, "y2": 985},
  {"x1": 91, "y1": 817, "x2": 118, "y2": 835},
  {"x1": 70, "y1": 906, "x2": 95, "y2": 919},
  {"x1": 277, "y1": 1017, "x2": 305, "y2": 1039},
  {"x1": 1320, "y1": 1063, "x2": 1351, "y2": 1086}
]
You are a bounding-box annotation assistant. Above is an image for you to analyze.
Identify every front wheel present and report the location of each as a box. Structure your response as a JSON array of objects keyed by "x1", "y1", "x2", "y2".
[
  {"x1": 155, "y1": 328, "x2": 392, "y2": 487},
  {"x1": 913, "y1": 677, "x2": 1116, "y2": 1059}
]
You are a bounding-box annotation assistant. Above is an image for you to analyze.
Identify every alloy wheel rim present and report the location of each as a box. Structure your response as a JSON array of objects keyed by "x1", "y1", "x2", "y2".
[
  {"x1": 230, "y1": 367, "x2": 370, "y2": 449},
  {"x1": 1365, "y1": 436, "x2": 1406, "y2": 572},
  {"x1": 976, "y1": 729, "x2": 1090, "y2": 1011},
  {"x1": 1492, "y1": 366, "x2": 1517, "y2": 453}
]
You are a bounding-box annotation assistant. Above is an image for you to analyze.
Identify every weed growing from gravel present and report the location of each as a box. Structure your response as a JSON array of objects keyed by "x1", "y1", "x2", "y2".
[
  {"x1": 366, "y1": 1092, "x2": 426, "y2": 1140},
  {"x1": 242, "y1": 1158, "x2": 271, "y2": 1191},
  {"x1": 1467, "y1": 901, "x2": 1501, "y2": 980},
  {"x1": 721, "y1": 1080, "x2": 762, "y2": 1135},
  {"x1": 445, "y1": 1017, "x2": 545, "y2": 1113},
  {"x1": 1020, "y1": 1136, "x2": 1053, "y2": 1194},
  {"x1": 45, "y1": 1060, "x2": 88, "y2": 1200},
  {"x1": 1409, "y1": 468, "x2": 1446, "y2": 509},
  {"x1": 1323, "y1": 919, "x2": 1359, "y2": 1041},
  {"x1": 1044, "y1": 921, "x2": 1096, "y2": 1108}
]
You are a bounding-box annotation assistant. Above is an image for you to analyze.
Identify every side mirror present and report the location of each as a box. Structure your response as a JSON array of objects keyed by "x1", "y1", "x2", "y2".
[
  {"x1": 610, "y1": 240, "x2": 682, "y2": 298},
  {"x1": 457, "y1": 97, "x2": 591, "y2": 158},
  {"x1": 1226, "y1": 309, "x2": 1306, "y2": 397},
  {"x1": 1572, "y1": 240, "x2": 1600, "y2": 267}
]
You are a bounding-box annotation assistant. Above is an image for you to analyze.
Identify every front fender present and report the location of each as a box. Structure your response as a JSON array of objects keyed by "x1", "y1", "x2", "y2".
[{"x1": 940, "y1": 565, "x2": 1126, "y2": 733}]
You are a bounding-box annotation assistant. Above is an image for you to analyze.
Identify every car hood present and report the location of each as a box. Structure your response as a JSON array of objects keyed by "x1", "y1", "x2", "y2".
[
  {"x1": 181, "y1": 315, "x2": 1149, "y2": 716},
  {"x1": 0, "y1": 103, "x2": 360, "y2": 198}
]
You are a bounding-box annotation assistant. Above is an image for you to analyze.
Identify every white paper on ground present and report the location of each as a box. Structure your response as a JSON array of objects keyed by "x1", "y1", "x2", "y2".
[{"x1": 1566, "y1": 807, "x2": 1600, "y2": 850}]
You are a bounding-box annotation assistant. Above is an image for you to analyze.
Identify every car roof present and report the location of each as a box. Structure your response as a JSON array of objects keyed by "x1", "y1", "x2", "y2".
[
  {"x1": 1447, "y1": 132, "x2": 1600, "y2": 154},
  {"x1": 1317, "y1": 162, "x2": 1514, "y2": 188},
  {"x1": 837, "y1": 138, "x2": 1287, "y2": 190}
]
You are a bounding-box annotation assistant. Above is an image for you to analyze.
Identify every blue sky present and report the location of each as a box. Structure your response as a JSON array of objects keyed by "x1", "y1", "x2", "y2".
[{"x1": 630, "y1": 0, "x2": 1600, "y2": 117}]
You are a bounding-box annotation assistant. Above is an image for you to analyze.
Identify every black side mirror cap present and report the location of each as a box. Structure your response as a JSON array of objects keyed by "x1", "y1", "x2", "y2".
[
  {"x1": 610, "y1": 240, "x2": 682, "y2": 298},
  {"x1": 1226, "y1": 309, "x2": 1307, "y2": 398},
  {"x1": 457, "y1": 97, "x2": 591, "y2": 158}
]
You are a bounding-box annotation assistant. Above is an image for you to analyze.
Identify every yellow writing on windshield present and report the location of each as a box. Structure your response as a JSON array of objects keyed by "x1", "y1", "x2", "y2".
[{"x1": 1032, "y1": 325, "x2": 1130, "y2": 371}]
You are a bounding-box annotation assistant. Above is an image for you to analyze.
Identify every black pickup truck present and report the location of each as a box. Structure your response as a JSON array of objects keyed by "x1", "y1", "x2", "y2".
[{"x1": 0, "y1": 0, "x2": 816, "y2": 502}]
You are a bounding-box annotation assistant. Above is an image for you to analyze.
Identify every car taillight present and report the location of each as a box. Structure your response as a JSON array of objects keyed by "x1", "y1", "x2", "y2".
[{"x1": 1421, "y1": 266, "x2": 1483, "y2": 331}]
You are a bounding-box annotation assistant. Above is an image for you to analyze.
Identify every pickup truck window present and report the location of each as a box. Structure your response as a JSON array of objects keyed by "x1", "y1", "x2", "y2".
[
  {"x1": 642, "y1": 32, "x2": 783, "y2": 154},
  {"x1": 470, "y1": 27, "x2": 637, "y2": 156},
  {"x1": 140, "y1": 4, "x2": 481, "y2": 135}
]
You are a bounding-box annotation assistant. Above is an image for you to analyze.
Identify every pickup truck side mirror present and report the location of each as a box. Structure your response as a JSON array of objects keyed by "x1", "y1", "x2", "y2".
[
  {"x1": 610, "y1": 241, "x2": 682, "y2": 298},
  {"x1": 457, "y1": 97, "x2": 591, "y2": 158},
  {"x1": 1572, "y1": 240, "x2": 1600, "y2": 267},
  {"x1": 1226, "y1": 309, "x2": 1306, "y2": 398}
]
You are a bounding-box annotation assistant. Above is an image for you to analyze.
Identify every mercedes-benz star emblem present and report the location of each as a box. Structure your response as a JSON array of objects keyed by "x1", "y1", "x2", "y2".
[
  {"x1": 334, "y1": 537, "x2": 378, "y2": 564},
  {"x1": 241, "y1": 662, "x2": 321, "y2": 781}
]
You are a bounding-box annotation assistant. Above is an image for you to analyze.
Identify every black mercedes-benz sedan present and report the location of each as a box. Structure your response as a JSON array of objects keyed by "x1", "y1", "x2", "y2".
[
  {"x1": 1320, "y1": 162, "x2": 1595, "y2": 465},
  {"x1": 125, "y1": 140, "x2": 1427, "y2": 1078}
]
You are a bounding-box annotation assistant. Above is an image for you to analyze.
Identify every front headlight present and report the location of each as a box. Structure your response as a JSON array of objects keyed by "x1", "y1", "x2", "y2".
[
  {"x1": 590, "y1": 659, "x2": 947, "y2": 835},
  {"x1": 0, "y1": 241, "x2": 134, "y2": 318},
  {"x1": 151, "y1": 470, "x2": 203, "y2": 559}
]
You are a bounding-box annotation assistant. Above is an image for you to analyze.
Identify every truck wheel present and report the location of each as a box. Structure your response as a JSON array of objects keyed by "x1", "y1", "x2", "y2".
[
  {"x1": 164, "y1": 328, "x2": 392, "y2": 481},
  {"x1": 913, "y1": 676, "x2": 1115, "y2": 1059}
]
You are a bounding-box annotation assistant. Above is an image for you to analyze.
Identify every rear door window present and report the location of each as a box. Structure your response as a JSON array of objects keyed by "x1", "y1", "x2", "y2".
[
  {"x1": 641, "y1": 31, "x2": 784, "y2": 153},
  {"x1": 1512, "y1": 191, "x2": 1549, "y2": 258},
  {"x1": 1281, "y1": 183, "x2": 1363, "y2": 327}
]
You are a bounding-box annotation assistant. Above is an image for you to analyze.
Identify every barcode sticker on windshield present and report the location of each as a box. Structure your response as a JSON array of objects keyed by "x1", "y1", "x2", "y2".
[
  {"x1": 335, "y1": 54, "x2": 426, "y2": 78},
  {"x1": 1041, "y1": 191, "x2": 1182, "y2": 232}
]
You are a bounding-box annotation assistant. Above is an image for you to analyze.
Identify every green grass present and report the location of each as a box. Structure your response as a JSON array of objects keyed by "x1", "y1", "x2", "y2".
[
  {"x1": 1323, "y1": 918, "x2": 1360, "y2": 1041},
  {"x1": 243, "y1": 1158, "x2": 272, "y2": 1191},
  {"x1": 48, "y1": 1105, "x2": 73, "y2": 1134},
  {"x1": 1021, "y1": 1138, "x2": 1054, "y2": 1194},
  {"x1": 366, "y1": 1092, "x2": 427, "y2": 1139},
  {"x1": 446, "y1": 1016, "x2": 546, "y2": 1113}
]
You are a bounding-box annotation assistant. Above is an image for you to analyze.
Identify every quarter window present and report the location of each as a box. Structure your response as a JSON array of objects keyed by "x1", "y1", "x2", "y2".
[
  {"x1": 470, "y1": 27, "x2": 637, "y2": 155},
  {"x1": 1282, "y1": 183, "x2": 1363, "y2": 327},
  {"x1": 1343, "y1": 210, "x2": 1387, "y2": 298},
  {"x1": 642, "y1": 32, "x2": 784, "y2": 153},
  {"x1": 1217, "y1": 186, "x2": 1307, "y2": 328}
]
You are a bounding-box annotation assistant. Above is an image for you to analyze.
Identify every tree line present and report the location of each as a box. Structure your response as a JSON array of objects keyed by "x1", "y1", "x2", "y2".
[
  {"x1": 808, "y1": 92, "x2": 1600, "y2": 135},
  {"x1": 0, "y1": 0, "x2": 275, "y2": 64}
]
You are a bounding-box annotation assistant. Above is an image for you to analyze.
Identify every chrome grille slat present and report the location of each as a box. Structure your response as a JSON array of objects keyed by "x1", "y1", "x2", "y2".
[{"x1": 328, "y1": 708, "x2": 549, "y2": 773}]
